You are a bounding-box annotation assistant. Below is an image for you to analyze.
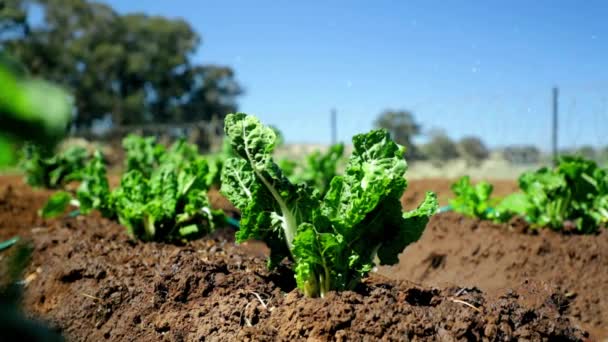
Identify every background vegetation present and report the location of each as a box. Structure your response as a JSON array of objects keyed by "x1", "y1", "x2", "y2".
[{"x1": 0, "y1": 0, "x2": 241, "y2": 132}]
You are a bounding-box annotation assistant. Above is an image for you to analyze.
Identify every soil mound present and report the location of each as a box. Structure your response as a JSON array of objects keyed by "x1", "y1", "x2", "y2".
[
  {"x1": 0, "y1": 176, "x2": 591, "y2": 340},
  {"x1": 381, "y1": 212, "x2": 608, "y2": 339}
]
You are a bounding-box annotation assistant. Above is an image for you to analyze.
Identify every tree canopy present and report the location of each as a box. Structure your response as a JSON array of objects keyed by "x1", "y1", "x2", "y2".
[
  {"x1": 420, "y1": 129, "x2": 458, "y2": 164},
  {"x1": 0, "y1": 0, "x2": 242, "y2": 130},
  {"x1": 457, "y1": 136, "x2": 489, "y2": 165}
]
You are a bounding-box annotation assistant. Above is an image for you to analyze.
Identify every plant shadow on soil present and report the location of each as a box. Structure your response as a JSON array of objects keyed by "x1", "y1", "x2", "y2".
[{"x1": 0, "y1": 176, "x2": 595, "y2": 341}]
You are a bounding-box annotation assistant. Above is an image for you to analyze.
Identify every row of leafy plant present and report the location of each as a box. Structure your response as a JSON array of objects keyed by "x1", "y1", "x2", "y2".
[
  {"x1": 29, "y1": 132, "x2": 350, "y2": 227},
  {"x1": 22, "y1": 114, "x2": 438, "y2": 298},
  {"x1": 449, "y1": 156, "x2": 608, "y2": 233},
  {"x1": 34, "y1": 135, "x2": 226, "y2": 242}
]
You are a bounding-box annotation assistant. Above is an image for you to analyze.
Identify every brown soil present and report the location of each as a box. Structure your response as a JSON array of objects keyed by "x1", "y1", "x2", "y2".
[
  {"x1": 8, "y1": 220, "x2": 589, "y2": 341},
  {"x1": 401, "y1": 178, "x2": 519, "y2": 210},
  {"x1": 0, "y1": 175, "x2": 51, "y2": 239},
  {"x1": 0, "y1": 176, "x2": 594, "y2": 341},
  {"x1": 380, "y1": 212, "x2": 608, "y2": 339}
]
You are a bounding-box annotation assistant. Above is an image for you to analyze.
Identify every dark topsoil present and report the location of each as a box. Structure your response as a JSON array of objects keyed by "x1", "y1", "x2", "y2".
[{"x1": 0, "y1": 176, "x2": 596, "y2": 341}]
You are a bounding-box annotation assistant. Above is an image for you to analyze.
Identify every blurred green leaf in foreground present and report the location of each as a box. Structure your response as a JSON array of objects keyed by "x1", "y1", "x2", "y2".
[{"x1": 0, "y1": 51, "x2": 72, "y2": 166}]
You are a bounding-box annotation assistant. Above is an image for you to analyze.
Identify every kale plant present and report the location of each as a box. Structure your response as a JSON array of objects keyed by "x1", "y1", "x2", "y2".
[
  {"x1": 20, "y1": 144, "x2": 89, "y2": 189},
  {"x1": 504, "y1": 156, "x2": 608, "y2": 232},
  {"x1": 449, "y1": 176, "x2": 516, "y2": 222},
  {"x1": 452, "y1": 156, "x2": 608, "y2": 233},
  {"x1": 283, "y1": 143, "x2": 345, "y2": 197},
  {"x1": 221, "y1": 113, "x2": 437, "y2": 297},
  {"x1": 40, "y1": 142, "x2": 224, "y2": 241}
]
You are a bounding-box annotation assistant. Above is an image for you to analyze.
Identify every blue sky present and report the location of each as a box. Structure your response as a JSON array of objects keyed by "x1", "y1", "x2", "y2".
[{"x1": 102, "y1": 0, "x2": 608, "y2": 150}]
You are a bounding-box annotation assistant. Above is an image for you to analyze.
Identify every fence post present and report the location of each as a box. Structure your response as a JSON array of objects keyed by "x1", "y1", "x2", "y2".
[{"x1": 552, "y1": 87, "x2": 559, "y2": 166}]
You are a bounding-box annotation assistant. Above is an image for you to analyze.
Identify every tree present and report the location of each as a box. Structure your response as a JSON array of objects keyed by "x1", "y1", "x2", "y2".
[
  {"x1": 180, "y1": 65, "x2": 242, "y2": 124},
  {"x1": 575, "y1": 145, "x2": 596, "y2": 160},
  {"x1": 0, "y1": 0, "x2": 28, "y2": 38},
  {"x1": 457, "y1": 136, "x2": 489, "y2": 165},
  {"x1": 502, "y1": 145, "x2": 541, "y2": 164},
  {"x1": 0, "y1": 0, "x2": 242, "y2": 131},
  {"x1": 374, "y1": 110, "x2": 421, "y2": 160},
  {"x1": 598, "y1": 146, "x2": 608, "y2": 165},
  {"x1": 420, "y1": 129, "x2": 458, "y2": 165}
]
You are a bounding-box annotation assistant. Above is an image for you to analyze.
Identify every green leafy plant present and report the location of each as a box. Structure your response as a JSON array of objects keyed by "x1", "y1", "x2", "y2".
[
  {"x1": 39, "y1": 191, "x2": 73, "y2": 219},
  {"x1": 39, "y1": 140, "x2": 223, "y2": 241},
  {"x1": 122, "y1": 134, "x2": 214, "y2": 184},
  {"x1": 502, "y1": 156, "x2": 608, "y2": 233},
  {"x1": 221, "y1": 113, "x2": 437, "y2": 298},
  {"x1": 112, "y1": 157, "x2": 224, "y2": 241},
  {"x1": 452, "y1": 156, "x2": 608, "y2": 233},
  {"x1": 76, "y1": 151, "x2": 113, "y2": 218},
  {"x1": 284, "y1": 143, "x2": 345, "y2": 196},
  {"x1": 204, "y1": 137, "x2": 237, "y2": 188},
  {"x1": 20, "y1": 144, "x2": 89, "y2": 189},
  {"x1": 449, "y1": 176, "x2": 515, "y2": 222},
  {"x1": 34, "y1": 149, "x2": 112, "y2": 219},
  {"x1": 122, "y1": 134, "x2": 166, "y2": 177},
  {"x1": 449, "y1": 176, "x2": 494, "y2": 219},
  {"x1": 0, "y1": 54, "x2": 71, "y2": 167},
  {"x1": 163, "y1": 137, "x2": 201, "y2": 165},
  {"x1": 591, "y1": 194, "x2": 608, "y2": 227}
]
